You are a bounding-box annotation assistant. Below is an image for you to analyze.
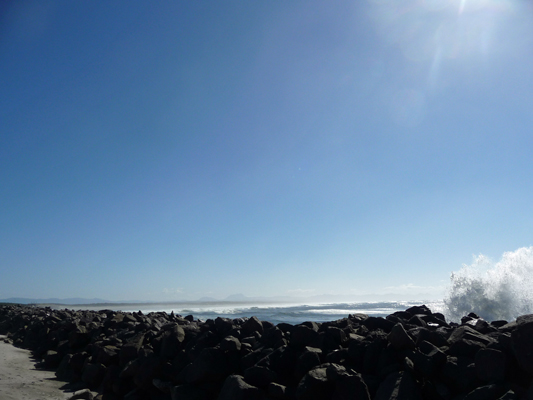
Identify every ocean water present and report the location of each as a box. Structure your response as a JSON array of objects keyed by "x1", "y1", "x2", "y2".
[{"x1": 88, "y1": 300, "x2": 445, "y2": 326}]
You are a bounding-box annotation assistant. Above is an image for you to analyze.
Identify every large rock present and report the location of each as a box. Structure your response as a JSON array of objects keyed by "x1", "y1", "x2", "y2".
[
  {"x1": 183, "y1": 347, "x2": 232, "y2": 384},
  {"x1": 217, "y1": 375, "x2": 265, "y2": 400},
  {"x1": 511, "y1": 315, "x2": 533, "y2": 375},
  {"x1": 220, "y1": 336, "x2": 241, "y2": 353},
  {"x1": 291, "y1": 325, "x2": 319, "y2": 349},
  {"x1": 388, "y1": 323, "x2": 415, "y2": 350},
  {"x1": 244, "y1": 366, "x2": 279, "y2": 388},
  {"x1": 160, "y1": 324, "x2": 185, "y2": 359},
  {"x1": 295, "y1": 347, "x2": 322, "y2": 380},
  {"x1": 242, "y1": 317, "x2": 264, "y2": 337},
  {"x1": 374, "y1": 371, "x2": 422, "y2": 400},
  {"x1": 463, "y1": 384, "x2": 507, "y2": 400},
  {"x1": 69, "y1": 325, "x2": 91, "y2": 349},
  {"x1": 475, "y1": 348, "x2": 506, "y2": 383},
  {"x1": 119, "y1": 332, "x2": 145, "y2": 367},
  {"x1": 81, "y1": 362, "x2": 107, "y2": 389},
  {"x1": 439, "y1": 356, "x2": 479, "y2": 394},
  {"x1": 296, "y1": 365, "x2": 332, "y2": 400},
  {"x1": 327, "y1": 364, "x2": 370, "y2": 400}
]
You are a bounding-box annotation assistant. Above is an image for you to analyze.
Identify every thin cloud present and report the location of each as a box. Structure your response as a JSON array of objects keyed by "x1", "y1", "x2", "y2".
[
  {"x1": 163, "y1": 288, "x2": 183, "y2": 295},
  {"x1": 287, "y1": 289, "x2": 316, "y2": 295},
  {"x1": 382, "y1": 283, "x2": 446, "y2": 293}
]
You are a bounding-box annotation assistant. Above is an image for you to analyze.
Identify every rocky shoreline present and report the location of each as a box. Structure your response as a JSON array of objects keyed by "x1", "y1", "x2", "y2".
[{"x1": 0, "y1": 304, "x2": 532, "y2": 400}]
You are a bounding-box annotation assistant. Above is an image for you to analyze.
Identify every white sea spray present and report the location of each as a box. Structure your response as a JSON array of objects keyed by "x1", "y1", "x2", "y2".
[{"x1": 444, "y1": 246, "x2": 533, "y2": 322}]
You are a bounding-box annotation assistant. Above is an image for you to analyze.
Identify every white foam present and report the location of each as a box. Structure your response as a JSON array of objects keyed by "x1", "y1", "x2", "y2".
[{"x1": 444, "y1": 247, "x2": 533, "y2": 322}]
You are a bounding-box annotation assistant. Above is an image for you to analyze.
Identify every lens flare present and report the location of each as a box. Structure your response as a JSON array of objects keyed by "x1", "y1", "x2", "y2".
[{"x1": 369, "y1": 0, "x2": 526, "y2": 63}]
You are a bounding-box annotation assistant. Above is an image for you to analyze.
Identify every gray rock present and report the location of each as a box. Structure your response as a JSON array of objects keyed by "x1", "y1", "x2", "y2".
[
  {"x1": 463, "y1": 384, "x2": 507, "y2": 400},
  {"x1": 268, "y1": 382, "x2": 289, "y2": 399},
  {"x1": 291, "y1": 325, "x2": 319, "y2": 349},
  {"x1": 68, "y1": 388, "x2": 95, "y2": 400},
  {"x1": 362, "y1": 317, "x2": 395, "y2": 333},
  {"x1": 388, "y1": 323, "x2": 415, "y2": 350},
  {"x1": 221, "y1": 335, "x2": 241, "y2": 352},
  {"x1": 44, "y1": 349, "x2": 63, "y2": 368},
  {"x1": 324, "y1": 326, "x2": 347, "y2": 349},
  {"x1": 498, "y1": 390, "x2": 518, "y2": 400},
  {"x1": 333, "y1": 371, "x2": 371, "y2": 400},
  {"x1": 217, "y1": 375, "x2": 266, "y2": 400},
  {"x1": 119, "y1": 332, "x2": 145, "y2": 367},
  {"x1": 475, "y1": 348, "x2": 506, "y2": 382},
  {"x1": 171, "y1": 383, "x2": 218, "y2": 400},
  {"x1": 242, "y1": 316, "x2": 264, "y2": 336},
  {"x1": 375, "y1": 371, "x2": 422, "y2": 400},
  {"x1": 511, "y1": 317, "x2": 533, "y2": 375},
  {"x1": 244, "y1": 365, "x2": 278, "y2": 388},
  {"x1": 295, "y1": 347, "x2": 322, "y2": 380},
  {"x1": 184, "y1": 347, "x2": 231, "y2": 384},
  {"x1": 81, "y1": 362, "x2": 106, "y2": 389},
  {"x1": 296, "y1": 366, "x2": 332, "y2": 400},
  {"x1": 439, "y1": 356, "x2": 479, "y2": 394},
  {"x1": 69, "y1": 325, "x2": 90, "y2": 349}
]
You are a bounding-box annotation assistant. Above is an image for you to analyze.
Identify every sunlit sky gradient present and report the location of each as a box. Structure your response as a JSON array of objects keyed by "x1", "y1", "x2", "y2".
[{"x1": 2, "y1": 0, "x2": 533, "y2": 302}]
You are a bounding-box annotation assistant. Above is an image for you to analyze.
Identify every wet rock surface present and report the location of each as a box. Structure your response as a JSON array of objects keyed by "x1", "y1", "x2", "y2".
[{"x1": 1, "y1": 304, "x2": 532, "y2": 399}]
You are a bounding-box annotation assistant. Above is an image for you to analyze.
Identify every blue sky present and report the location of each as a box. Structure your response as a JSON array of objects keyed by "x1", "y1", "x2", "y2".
[{"x1": 2, "y1": 0, "x2": 533, "y2": 302}]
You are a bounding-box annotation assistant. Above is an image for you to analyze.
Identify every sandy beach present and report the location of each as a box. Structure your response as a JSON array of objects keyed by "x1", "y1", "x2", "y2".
[{"x1": 0, "y1": 335, "x2": 71, "y2": 400}]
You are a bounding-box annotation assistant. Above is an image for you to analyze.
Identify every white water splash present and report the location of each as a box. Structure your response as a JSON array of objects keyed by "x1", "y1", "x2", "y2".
[{"x1": 444, "y1": 247, "x2": 533, "y2": 322}]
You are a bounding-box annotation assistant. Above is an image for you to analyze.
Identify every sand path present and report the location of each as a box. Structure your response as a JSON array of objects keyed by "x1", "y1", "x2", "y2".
[{"x1": 0, "y1": 335, "x2": 71, "y2": 400}]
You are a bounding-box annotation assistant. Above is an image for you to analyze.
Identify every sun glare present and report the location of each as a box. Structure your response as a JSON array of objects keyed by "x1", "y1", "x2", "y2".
[
  {"x1": 370, "y1": 0, "x2": 525, "y2": 64},
  {"x1": 458, "y1": 0, "x2": 467, "y2": 14},
  {"x1": 367, "y1": 0, "x2": 530, "y2": 125}
]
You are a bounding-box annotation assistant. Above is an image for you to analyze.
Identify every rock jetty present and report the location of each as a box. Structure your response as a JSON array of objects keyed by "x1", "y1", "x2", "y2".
[{"x1": 1, "y1": 304, "x2": 532, "y2": 400}]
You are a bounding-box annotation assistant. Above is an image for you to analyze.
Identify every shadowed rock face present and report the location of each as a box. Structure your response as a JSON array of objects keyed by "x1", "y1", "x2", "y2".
[{"x1": 0, "y1": 305, "x2": 532, "y2": 400}]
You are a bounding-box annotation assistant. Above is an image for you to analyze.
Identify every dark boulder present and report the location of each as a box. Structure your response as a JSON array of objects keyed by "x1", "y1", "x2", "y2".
[
  {"x1": 69, "y1": 325, "x2": 91, "y2": 349},
  {"x1": 415, "y1": 327, "x2": 450, "y2": 348},
  {"x1": 215, "y1": 317, "x2": 235, "y2": 337},
  {"x1": 439, "y1": 356, "x2": 479, "y2": 394},
  {"x1": 183, "y1": 347, "x2": 232, "y2": 384},
  {"x1": 268, "y1": 382, "x2": 291, "y2": 399},
  {"x1": 244, "y1": 365, "x2": 279, "y2": 388},
  {"x1": 475, "y1": 348, "x2": 506, "y2": 383},
  {"x1": 291, "y1": 325, "x2": 319, "y2": 349},
  {"x1": 405, "y1": 305, "x2": 433, "y2": 316},
  {"x1": 362, "y1": 317, "x2": 395, "y2": 333},
  {"x1": 242, "y1": 316, "x2": 264, "y2": 337},
  {"x1": 324, "y1": 326, "x2": 347, "y2": 350},
  {"x1": 388, "y1": 323, "x2": 415, "y2": 351},
  {"x1": 374, "y1": 371, "x2": 422, "y2": 400},
  {"x1": 295, "y1": 347, "x2": 322, "y2": 380},
  {"x1": 326, "y1": 364, "x2": 370, "y2": 400},
  {"x1": 120, "y1": 333, "x2": 145, "y2": 367},
  {"x1": 220, "y1": 335, "x2": 241, "y2": 353},
  {"x1": 44, "y1": 349, "x2": 63, "y2": 368},
  {"x1": 217, "y1": 375, "x2": 266, "y2": 400},
  {"x1": 463, "y1": 383, "x2": 508, "y2": 400},
  {"x1": 160, "y1": 324, "x2": 185, "y2": 359},
  {"x1": 510, "y1": 315, "x2": 533, "y2": 375},
  {"x1": 171, "y1": 382, "x2": 219, "y2": 400},
  {"x1": 296, "y1": 365, "x2": 332, "y2": 400},
  {"x1": 82, "y1": 362, "x2": 107, "y2": 389}
]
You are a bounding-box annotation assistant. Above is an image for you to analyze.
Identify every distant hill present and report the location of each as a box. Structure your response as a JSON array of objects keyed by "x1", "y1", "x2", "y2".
[{"x1": 0, "y1": 297, "x2": 110, "y2": 305}]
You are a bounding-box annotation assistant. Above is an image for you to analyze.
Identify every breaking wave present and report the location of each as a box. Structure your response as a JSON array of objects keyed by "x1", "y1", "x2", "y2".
[{"x1": 444, "y1": 246, "x2": 533, "y2": 322}]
